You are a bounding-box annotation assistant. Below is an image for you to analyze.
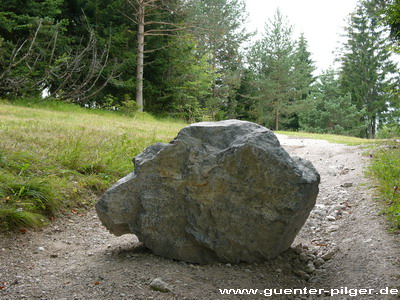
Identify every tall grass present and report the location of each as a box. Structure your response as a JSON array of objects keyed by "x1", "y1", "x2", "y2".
[
  {"x1": 367, "y1": 143, "x2": 400, "y2": 230},
  {"x1": 0, "y1": 99, "x2": 185, "y2": 231}
]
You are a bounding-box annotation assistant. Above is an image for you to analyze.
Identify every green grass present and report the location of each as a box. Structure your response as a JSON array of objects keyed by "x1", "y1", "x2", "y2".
[
  {"x1": 367, "y1": 142, "x2": 400, "y2": 231},
  {"x1": 275, "y1": 130, "x2": 380, "y2": 146},
  {"x1": 0, "y1": 99, "x2": 186, "y2": 231}
]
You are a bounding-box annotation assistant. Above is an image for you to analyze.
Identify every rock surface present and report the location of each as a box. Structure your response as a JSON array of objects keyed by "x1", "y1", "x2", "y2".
[{"x1": 96, "y1": 120, "x2": 320, "y2": 264}]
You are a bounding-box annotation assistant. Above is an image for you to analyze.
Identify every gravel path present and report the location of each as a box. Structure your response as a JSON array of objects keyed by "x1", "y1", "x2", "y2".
[{"x1": 1, "y1": 134, "x2": 399, "y2": 299}]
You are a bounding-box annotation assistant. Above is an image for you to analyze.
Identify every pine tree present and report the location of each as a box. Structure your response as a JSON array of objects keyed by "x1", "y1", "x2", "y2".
[
  {"x1": 0, "y1": 0, "x2": 68, "y2": 96},
  {"x1": 299, "y1": 69, "x2": 366, "y2": 136},
  {"x1": 186, "y1": 0, "x2": 252, "y2": 119},
  {"x1": 293, "y1": 33, "x2": 315, "y2": 100},
  {"x1": 289, "y1": 33, "x2": 316, "y2": 129},
  {"x1": 249, "y1": 9, "x2": 297, "y2": 130},
  {"x1": 339, "y1": 0, "x2": 399, "y2": 138},
  {"x1": 123, "y1": 0, "x2": 187, "y2": 111},
  {"x1": 383, "y1": 0, "x2": 400, "y2": 47}
]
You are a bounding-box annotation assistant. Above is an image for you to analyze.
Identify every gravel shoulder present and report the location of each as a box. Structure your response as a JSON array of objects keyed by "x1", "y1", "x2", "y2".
[{"x1": 1, "y1": 134, "x2": 399, "y2": 299}]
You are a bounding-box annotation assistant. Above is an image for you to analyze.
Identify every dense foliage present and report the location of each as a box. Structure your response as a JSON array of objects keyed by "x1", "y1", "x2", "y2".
[{"x1": 0, "y1": 0, "x2": 399, "y2": 137}]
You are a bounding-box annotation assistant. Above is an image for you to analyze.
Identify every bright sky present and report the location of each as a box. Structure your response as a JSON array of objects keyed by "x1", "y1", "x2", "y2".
[{"x1": 245, "y1": 0, "x2": 359, "y2": 74}]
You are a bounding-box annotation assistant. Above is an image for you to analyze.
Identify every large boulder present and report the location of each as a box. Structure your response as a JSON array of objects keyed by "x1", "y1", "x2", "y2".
[{"x1": 96, "y1": 120, "x2": 320, "y2": 264}]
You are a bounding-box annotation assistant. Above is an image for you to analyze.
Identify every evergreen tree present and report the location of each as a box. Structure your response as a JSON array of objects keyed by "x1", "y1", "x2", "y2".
[
  {"x1": 62, "y1": 0, "x2": 137, "y2": 104},
  {"x1": 382, "y1": 0, "x2": 400, "y2": 46},
  {"x1": 143, "y1": 33, "x2": 215, "y2": 120},
  {"x1": 299, "y1": 69, "x2": 366, "y2": 136},
  {"x1": 339, "y1": 0, "x2": 399, "y2": 138},
  {"x1": 249, "y1": 9, "x2": 298, "y2": 130},
  {"x1": 289, "y1": 33, "x2": 316, "y2": 129},
  {"x1": 293, "y1": 33, "x2": 316, "y2": 100},
  {"x1": 0, "y1": 0, "x2": 68, "y2": 96},
  {"x1": 122, "y1": 0, "x2": 189, "y2": 111},
  {"x1": 186, "y1": 0, "x2": 252, "y2": 119}
]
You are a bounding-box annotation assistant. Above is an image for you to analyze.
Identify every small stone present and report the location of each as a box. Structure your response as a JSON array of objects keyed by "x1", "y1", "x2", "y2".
[
  {"x1": 307, "y1": 254, "x2": 316, "y2": 260},
  {"x1": 225, "y1": 263, "x2": 232, "y2": 267},
  {"x1": 322, "y1": 250, "x2": 336, "y2": 261},
  {"x1": 37, "y1": 247, "x2": 45, "y2": 252},
  {"x1": 327, "y1": 225, "x2": 339, "y2": 232},
  {"x1": 294, "y1": 244, "x2": 303, "y2": 254},
  {"x1": 313, "y1": 257, "x2": 325, "y2": 268},
  {"x1": 294, "y1": 270, "x2": 310, "y2": 281},
  {"x1": 149, "y1": 278, "x2": 171, "y2": 293},
  {"x1": 339, "y1": 168, "x2": 350, "y2": 175},
  {"x1": 341, "y1": 183, "x2": 353, "y2": 188},
  {"x1": 299, "y1": 252, "x2": 308, "y2": 262},
  {"x1": 304, "y1": 262, "x2": 316, "y2": 274},
  {"x1": 336, "y1": 204, "x2": 347, "y2": 210},
  {"x1": 314, "y1": 210, "x2": 327, "y2": 217},
  {"x1": 326, "y1": 216, "x2": 336, "y2": 221}
]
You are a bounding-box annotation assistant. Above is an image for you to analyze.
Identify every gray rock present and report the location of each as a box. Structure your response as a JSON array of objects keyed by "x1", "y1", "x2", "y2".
[
  {"x1": 322, "y1": 248, "x2": 338, "y2": 261},
  {"x1": 149, "y1": 278, "x2": 170, "y2": 293},
  {"x1": 304, "y1": 262, "x2": 316, "y2": 274},
  {"x1": 96, "y1": 120, "x2": 320, "y2": 264},
  {"x1": 299, "y1": 252, "x2": 309, "y2": 262},
  {"x1": 294, "y1": 270, "x2": 310, "y2": 281},
  {"x1": 313, "y1": 257, "x2": 325, "y2": 268},
  {"x1": 327, "y1": 225, "x2": 339, "y2": 232}
]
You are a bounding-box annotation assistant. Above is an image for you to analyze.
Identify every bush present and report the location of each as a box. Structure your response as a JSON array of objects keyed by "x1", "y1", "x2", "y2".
[{"x1": 376, "y1": 125, "x2": 400, "y2": 139}]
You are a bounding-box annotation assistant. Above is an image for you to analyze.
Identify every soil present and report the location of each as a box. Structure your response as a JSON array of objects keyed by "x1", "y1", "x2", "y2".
[{"x1": 1, "y1": 134, "x2": 399, "y2": 300}]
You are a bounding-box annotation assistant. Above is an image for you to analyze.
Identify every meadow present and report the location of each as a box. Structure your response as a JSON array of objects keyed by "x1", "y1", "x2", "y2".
[{"x1": 0, "y1": 100, "x2": 185, "y2": 230}]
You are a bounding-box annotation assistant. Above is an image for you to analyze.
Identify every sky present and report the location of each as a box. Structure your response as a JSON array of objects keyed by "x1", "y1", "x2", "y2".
[{"x1": 245, "y1": 0, "x2": 360, "y2": 74}]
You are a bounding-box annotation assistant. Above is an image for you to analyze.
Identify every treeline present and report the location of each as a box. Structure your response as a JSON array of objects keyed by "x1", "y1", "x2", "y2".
[{"x1": 0, "y1": 0, "x2": 399, "y2": 138}]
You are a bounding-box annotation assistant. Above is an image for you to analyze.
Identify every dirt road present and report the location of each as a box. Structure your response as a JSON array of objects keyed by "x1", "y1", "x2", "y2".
[{"x1": 1, "y1": 134, "x2": 399, "y2": 299}]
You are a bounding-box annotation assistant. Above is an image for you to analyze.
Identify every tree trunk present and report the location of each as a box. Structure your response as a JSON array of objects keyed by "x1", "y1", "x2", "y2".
[
  {"x1": 136, "y1": 0, "x2": 145, "y2": 111},
  {"x1": 370, "y1": 115, "x2": 376, "y2": 139}
]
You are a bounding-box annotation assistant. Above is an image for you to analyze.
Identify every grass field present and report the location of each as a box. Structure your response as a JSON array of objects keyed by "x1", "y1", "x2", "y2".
[{"x1": 0, "y1": 99, "x2": 186, "y2": 231}]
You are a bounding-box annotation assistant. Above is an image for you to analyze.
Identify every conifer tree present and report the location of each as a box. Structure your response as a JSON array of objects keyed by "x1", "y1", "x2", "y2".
[
  {"x1": 186, "y1": 0, "x2": 251, "y2": 119},
  {"x1": 339, "y1": 0, "x2": 399, "y2": 138},
  {"x1": 299, "y1": 69, "x2": 366, "y2": 135},
  {"x1": 249, "y1": 9, "x2": 297, "y2": 130}
]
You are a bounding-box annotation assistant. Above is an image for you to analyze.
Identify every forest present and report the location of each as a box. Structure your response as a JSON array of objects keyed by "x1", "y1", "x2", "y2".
[{"x1": 0, "y1": 0, "x2": 399, "y2": 139}]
